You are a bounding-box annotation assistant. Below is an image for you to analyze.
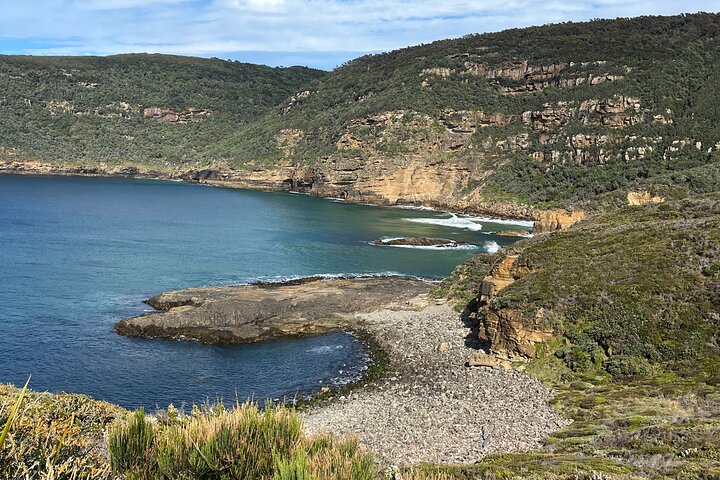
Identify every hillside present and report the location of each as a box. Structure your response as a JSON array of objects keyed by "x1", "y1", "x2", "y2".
[
  {"x1": 0, "y1": 54, "x2": 323, "y2": 167},
  {"x1": 430, "y1": 194, "x2": 720, "y2": 478},
  {"x1": 216, "y1": 13, "x2": 720, "y2": 213},
  {"x1": 3, "y1": 15, "x2": 720, "y2": 216}
]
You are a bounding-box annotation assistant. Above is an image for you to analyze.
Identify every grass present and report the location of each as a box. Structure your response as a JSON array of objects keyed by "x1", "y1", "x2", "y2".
[
  {"x1": 0, "y1": 382, "x2": 123, "y2": 479},
  {"x1": 108, "y1": 401, "x2": 378, "y2": 480},
  {"x1": 0, "y1": 376, "x2": 29, "y2": 450}
]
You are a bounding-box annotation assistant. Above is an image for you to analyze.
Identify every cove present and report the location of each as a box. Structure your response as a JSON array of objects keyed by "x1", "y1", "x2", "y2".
[{"x1": 0, "y1": 175, "x2": 524, "y2": 409}]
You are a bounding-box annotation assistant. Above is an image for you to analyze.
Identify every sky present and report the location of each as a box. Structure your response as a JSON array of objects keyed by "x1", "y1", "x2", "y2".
[{"x1": 0, "y1": 1, "x2": 717, "y2": 70}]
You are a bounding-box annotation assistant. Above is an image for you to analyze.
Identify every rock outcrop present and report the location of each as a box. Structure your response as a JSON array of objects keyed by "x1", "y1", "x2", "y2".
[
  {"x1": 143, "y1": 107, "x2": 212, "y2": 123},
  {"x1": 495, "y1": 230, "x2": 530, "y2": 237},
  {"x1": 475, "y1": 253, "x2": 556, "y2": 359},
  {"x1": 369, "y1": 237, "x2": 466, "y2": 248},
  {"x1": 533, "y1": 209, "x2": 586, "y2": 233},
  {"x1": 114, "y1": 277, "x2": 431, "y2": 344},
  {"x1": 482, "y1": 307, "x2": 555, "y2": 359},
  {"x1": 627, "y1": 191, "x2": 666, "y2": 206}
]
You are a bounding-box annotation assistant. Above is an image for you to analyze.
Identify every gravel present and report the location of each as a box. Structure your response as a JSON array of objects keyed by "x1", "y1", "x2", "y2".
[{"x1": 302, "y1": 295, "x2": 572, "y2": 465}]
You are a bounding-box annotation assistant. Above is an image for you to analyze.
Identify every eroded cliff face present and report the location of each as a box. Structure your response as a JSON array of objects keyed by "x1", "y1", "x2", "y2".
[
  {"x1": 476, "y1": 252, "x2": 556, "y2": 359},
  {"x1": 627, "y1": 191, "x2": 666, "y2": 206},
  {"x1": 193, "y1": 109, "x2": 539, "y2": 218},
  {"x1": 533, "y1": 209, "x2": 587, "y2": 233},
  {"x1": 5, "y1": 50, "x2": 717, "y2": 222}
]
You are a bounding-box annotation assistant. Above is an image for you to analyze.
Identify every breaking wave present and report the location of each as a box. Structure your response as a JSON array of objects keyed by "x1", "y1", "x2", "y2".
[
  {"x1": 484, "y1": 241, "x2": 501, "y2": 253},
  {"x1": 404, "y1": 214, "x2": 484, "y2": 231}
]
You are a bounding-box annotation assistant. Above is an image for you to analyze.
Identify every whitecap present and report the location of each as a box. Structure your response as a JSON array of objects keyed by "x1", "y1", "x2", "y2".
[
  {"x1": 307, "y1": 345, "x2": 345, "y2": 354},
  {"x1": 373, "y1": 243, "x2": 481, "y2": 251},
  {"x1": 473, "y1": 216, "x2": 535, "y2": 228},
  {"x1": 391, "y1": 204, "x2": 437, "y2": 211},
  {"x1": 404, "y1": 214, "x2": 483, "y2": 231},
  {"x1": 234, "y1": 272, "x2": 440, "y2": 286},
  {"x1": 484, "y1": 241, "x2": 501, "y2": 253}
]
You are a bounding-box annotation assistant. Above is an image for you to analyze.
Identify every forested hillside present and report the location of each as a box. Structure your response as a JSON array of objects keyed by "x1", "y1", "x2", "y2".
[
  {"x1": 2, "y1": 14, "x2": 720, "y2": 212},
  {"x1": 220, "y1": 13, "x2": 720, "y2": 209},
  {"x1": 0, "y1": 54, "x2": 323, "y2": 166}
]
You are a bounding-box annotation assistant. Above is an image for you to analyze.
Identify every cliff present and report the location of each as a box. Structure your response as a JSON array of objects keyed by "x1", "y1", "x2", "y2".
[
  {"x1": 470, "y1": 195, "x2": 720, "y2": 376},
  {"x1": 3, "y1": 14, "x2": 720, "y2": 217}
]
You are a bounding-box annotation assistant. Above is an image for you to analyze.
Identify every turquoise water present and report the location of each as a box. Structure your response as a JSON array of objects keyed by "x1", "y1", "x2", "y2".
[{"x1": 0, "y1": 175, "x2": 527, "y2": 409}]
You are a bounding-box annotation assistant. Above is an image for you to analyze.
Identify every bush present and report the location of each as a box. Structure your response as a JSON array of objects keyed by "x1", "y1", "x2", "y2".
[
  {"x1": 0, "y1": 384, "x2": 122, "y2": 479},
  {"x1": 107, "y1": 409, "x2": 155, "y2": 476},
  {"x1": 603, "y1": 355, "x2": 653, "y2": 377}
]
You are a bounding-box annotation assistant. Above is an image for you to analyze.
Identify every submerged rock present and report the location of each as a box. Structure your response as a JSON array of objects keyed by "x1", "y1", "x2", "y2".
[
  {"x1": 369, "y1": 237, "x2": 466, "y2": 248},
  {"x1": 114, "y1": 277, "x2": 431, "y2": 344}
]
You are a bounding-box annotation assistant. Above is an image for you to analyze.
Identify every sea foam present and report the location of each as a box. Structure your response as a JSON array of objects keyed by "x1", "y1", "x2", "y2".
[
  {"x1": 484, "y1": 241, "x2": 501, "y2": 253},
  {"x1": 404, "y1": 214, "x2": 484, "y2": 231}
]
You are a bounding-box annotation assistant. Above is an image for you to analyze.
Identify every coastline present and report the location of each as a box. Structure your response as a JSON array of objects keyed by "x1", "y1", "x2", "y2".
[
  {"x1": 1, "y1": 166, "x2": 567, "y2": 465},
  {"x1": 302, "y1": 295, "x2": 571, "y2": 465},
  {"x1": 111, "y1": 275, "x2": 570, "y2": 464},
  {"x1": 0, "y1": 160, "x2": 537, "y2": 223}
]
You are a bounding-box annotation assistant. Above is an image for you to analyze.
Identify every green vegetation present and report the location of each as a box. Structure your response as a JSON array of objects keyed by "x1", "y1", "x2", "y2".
[
  {"x1": 208, "y1": 13, "x2": 720, "y2": 206},
  {"x1": 506, "y1": 195, "x2": 720, "y2": 382},
  {"x1": 0, "y1": 377, "x2": 29, "y2": 450},
  {"x1": 0, "y1": 54, "x2": 323, "y2": 168},
  {"x1": 107, "y1": 401, "x2": 377, "y2": 480},
  {"x1": 431, "y1": 252, "x2": 501, "y2": 311},
  {"x1": 429, "y1": 194, "x2": 720, "y2": 478},
  {"x1": 3, "y1": 12, "x2": 720, "y2": 480},
  {"x1": 0, "y1": 382, "x2": 124, "y2": 479},
  {"x1": 4, "y1": 15, "x2": 720, "y2": 209}
]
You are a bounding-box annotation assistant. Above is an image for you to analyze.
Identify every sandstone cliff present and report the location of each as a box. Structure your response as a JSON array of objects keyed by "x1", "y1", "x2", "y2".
[
  {"x1": 533, "y1": 209, "x2": 587, "y2": 234},
  {"x1": 475, "y1": 253, "x2": 555, "y2": 359}
]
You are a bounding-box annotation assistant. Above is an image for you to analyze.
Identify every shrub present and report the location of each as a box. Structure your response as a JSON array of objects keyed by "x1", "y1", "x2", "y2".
[
  {"x1": 108, "y1": 409, "x2": 155, "y2": 476},
  {"x1": 604, "y1": 355, "x2": 653, "y2": 377},
  {"x1": 0, "y1": 383, "x2": 121, "y2": 479}
]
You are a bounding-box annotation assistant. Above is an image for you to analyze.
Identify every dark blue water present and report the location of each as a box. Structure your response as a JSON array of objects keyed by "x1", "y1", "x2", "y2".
[{"x1": 0, "y1": 175, "x2": 528, "y2": 409}]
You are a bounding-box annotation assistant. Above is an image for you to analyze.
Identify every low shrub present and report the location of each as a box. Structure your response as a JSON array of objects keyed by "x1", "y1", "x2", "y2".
[{"x1": 0, "y1": 383, "x2": 121, "y2": 479}]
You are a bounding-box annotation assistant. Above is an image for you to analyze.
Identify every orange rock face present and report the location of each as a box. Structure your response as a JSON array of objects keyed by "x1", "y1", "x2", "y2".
[
  {"x1": 483, "y1": 307, "x2": 555, "y2": 358},
  {"x1": 627, "y1": 191, "x2": 665, "y2": 206},
  {"x1": 477, "y1": 253, "x2": 556, "y2": 359},
  {"x1": 533, "y1": 209, "x2": 586, "y2": 233}
]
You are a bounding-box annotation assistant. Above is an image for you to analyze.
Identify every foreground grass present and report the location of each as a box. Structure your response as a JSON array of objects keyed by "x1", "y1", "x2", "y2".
[
  {"x1": 108, "y1": 402, "x2": 376, "y2": 480},
  {"x1": 0, "y1": 384, "x2": 123, "y2": 479}
]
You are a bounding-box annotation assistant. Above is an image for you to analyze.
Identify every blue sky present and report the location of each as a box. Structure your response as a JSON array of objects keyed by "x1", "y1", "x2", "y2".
[{"x1": 0, "y1": 1, "x2": 717, "y2": 70}]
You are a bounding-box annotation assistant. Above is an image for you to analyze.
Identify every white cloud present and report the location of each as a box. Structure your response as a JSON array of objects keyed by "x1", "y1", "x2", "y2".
[
  {"x1": 79, "y1": 0, "x2": 192, "y2": 10},
  {"x1": 0, "y1": 0, "x2": 717, "y2": 68},
  {"x1": 245, "y1": 0, "x2": 287, "y2": 12}
]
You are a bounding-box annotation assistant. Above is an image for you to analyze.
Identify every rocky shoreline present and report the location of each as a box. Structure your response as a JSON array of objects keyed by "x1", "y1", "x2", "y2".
[
  {"x1": 0, "y1": 160, "x2": 537, "y2": 222},
  {"x1": 114, "y1": 275, "x2": 570, "y2": 465},
  {"x1": 369, "y1": 237, "x2": 469, "y2": 248},
  {"x1": 302, "y1": 296, "x2": 571, "y2": 465},
  {"x1": 115, "y1": 276, "x2": 432, "y2": 343}
]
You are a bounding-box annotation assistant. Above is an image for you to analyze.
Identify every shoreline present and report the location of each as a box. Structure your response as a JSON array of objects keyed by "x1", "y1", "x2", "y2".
[
  {"x1": 302, "y1": 295, "x2": 571, "y2": 465},
  {"x1": 0, "y1": 161, "x2": 537, "y2": 223},
  {"x1": 107, "y1": 274, "x2": 571, "y2": 464}
]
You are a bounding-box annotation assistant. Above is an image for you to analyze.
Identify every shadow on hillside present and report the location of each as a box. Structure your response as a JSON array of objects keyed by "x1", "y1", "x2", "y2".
[{"x1": 459, "y1": 298, "x2": 489, "y2": 351}]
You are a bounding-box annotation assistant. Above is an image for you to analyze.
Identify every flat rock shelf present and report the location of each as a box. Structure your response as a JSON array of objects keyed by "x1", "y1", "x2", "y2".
[
  {"x1": 116, "y1": 276, "x2": 569, "y2": 465},
  {"x1": 114, "y1": 276, "x2": 431, "y2": 343}
]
